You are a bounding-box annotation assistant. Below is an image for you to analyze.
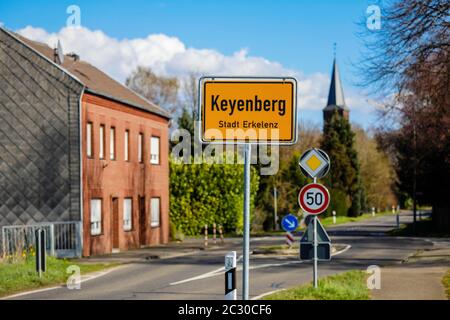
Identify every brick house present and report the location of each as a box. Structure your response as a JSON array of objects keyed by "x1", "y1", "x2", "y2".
[{"x1": 0, "y1": 27, "x2": 170, "y2": 256}]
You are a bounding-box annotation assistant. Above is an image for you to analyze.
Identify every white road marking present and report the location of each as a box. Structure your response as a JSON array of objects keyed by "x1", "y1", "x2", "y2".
[
  {"x1": 250, "y1": 244, "x2": 353, "y2": 300},
  {"x1": 251, "y1": 288, "x2": 287, "y2": 300},
  {"x1": 332, "y1": 244, "x2": 351, "y2": 256},
  {"x1": 169, "y1": 245, "x2": 352, "y2": 286}
]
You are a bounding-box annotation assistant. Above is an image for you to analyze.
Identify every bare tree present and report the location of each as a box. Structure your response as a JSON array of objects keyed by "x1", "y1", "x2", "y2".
[
  {"x1": 181, "y1": 72, "x2": 199, "y2": 115},
  {"x1": 358, "y1": 0, "x2": 449, "y2": 97},
  {"x1": 359, "y1": 0, "x2": 450, "y2": 230},
  {"x1": 125, "y1": 66, "x2": 179, "y2": 113}
]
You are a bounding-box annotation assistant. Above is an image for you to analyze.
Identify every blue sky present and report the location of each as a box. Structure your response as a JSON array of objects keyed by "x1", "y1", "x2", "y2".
[{"x1": 0, "y1": 0, "x2": 380, "y2": 127}]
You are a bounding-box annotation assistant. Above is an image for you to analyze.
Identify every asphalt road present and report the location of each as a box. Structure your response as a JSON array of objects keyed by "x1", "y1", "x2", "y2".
[{"x1": 10, "y1": 211, "x2": 435, "y2": 300}]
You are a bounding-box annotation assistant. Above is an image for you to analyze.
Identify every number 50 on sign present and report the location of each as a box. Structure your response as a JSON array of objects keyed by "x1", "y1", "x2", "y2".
[{"x1": 298, "y1": 183, "x2": 330, "y2": 215}]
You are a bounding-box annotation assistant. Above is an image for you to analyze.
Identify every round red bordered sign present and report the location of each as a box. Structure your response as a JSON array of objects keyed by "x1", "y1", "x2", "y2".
[{"x1": 298, "y1": 183, "x2": 330, "y2": 215}]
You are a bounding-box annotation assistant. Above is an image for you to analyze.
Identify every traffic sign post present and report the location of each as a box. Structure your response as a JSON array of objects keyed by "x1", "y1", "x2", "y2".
[
  {"x1": 199, "y1": 77, "x2": 298, "y2": 300},
  {"x1": 273, "y1": 187, "x2": 279, "y2": 231},
  {"x1": 242, "y1": 143, "x2": 251, "y2": 300},
  {"x1": 199, "y1": 77, "x2": 297, "y2": 145},
  {"x1": 300, "y1": 217, "x2": 331, "y2": 260},
  {"x1": 299, "y1": 148, "x2": 330, "y2": 180},
  {"x1": 281, "y1": 214, "x2": 298, "y2": 248},
  {"x1": 313, "y1": 217, "x2": 318, "y2": 288},
  {"x1": 281, "y1": 214, "x2": 298, "y2": 232},
  {"x1": 298, "y1": 148, "x2": 331, "y2": 289},
  {"x1": 298, "y1": 183, "x2": 330, "y2": 215}
]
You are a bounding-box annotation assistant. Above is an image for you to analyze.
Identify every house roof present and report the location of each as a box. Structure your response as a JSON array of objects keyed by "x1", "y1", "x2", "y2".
[
  {"x1": 324, "y1": 58, "x2": 348, "y2": 112},
  {"x1": 9, "y1": 30, "x2": 170, "y2": 119}
]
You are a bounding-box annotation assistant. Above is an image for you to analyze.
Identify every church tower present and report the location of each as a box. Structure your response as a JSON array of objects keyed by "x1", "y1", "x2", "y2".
[{"x1": 323, "y1": 58, "x2": 349, "y2": 124}]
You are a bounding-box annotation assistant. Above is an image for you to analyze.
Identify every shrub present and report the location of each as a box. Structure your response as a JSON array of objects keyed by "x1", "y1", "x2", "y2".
[{"x1": 169, "y1": 158, "x2": 259, "y2": 235}]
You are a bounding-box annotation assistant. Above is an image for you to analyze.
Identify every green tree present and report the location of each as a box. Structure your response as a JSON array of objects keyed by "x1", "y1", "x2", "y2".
[
  {"x1": 354, "y1": 126, "x2": 397, "y2": 210},
  {"x1": 177, "y1": 107, "x2": 195, "y2": 138},
  {"x1": 359, "y1": 0, "x2": 450, "y2": 231},
  {"x1": 321, "y1": 111, "x2": 362, "y2": 216},
  {"x1": 254, "y1": 122, "x2": 321, "y2": 230}
]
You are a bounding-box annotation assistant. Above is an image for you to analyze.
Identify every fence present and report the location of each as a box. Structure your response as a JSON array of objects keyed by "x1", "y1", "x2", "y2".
[{"x1": 1, "y1": 221, "x2": 82, "y2": 258}]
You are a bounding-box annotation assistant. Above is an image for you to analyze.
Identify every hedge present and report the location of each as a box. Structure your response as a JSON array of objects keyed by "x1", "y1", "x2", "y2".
[{"x1": 169, "y1": 158, "x2": 259, "y2": 236}]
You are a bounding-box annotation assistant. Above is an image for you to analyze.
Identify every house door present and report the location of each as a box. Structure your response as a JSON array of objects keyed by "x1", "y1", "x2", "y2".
[
  {"x1": 111, "y1": 197, "x2": 119, "y2": 250},
  {"x1": 139, "y1": 196, "x2": 146, "y2": 246}
]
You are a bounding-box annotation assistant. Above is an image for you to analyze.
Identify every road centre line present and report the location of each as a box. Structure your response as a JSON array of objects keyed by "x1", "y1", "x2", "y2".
[{"x1": 169, "y1": 245, "x2": 351, "y2": 286}]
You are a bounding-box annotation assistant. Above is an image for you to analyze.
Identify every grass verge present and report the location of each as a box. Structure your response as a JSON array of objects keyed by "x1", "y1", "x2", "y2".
[
  {"x1": 256, "y1": 244, "x2": 299, "y2": 251},
  {"x1": 443, "y1": 269, "x2": 450, "y2": 299},
  {"x1": 0, "y1": 256, "x2": 116, "y2": 298},
  {"x1": 319, "y1": 211, "x2": 392, "y2": 227},
  {"x1": 389, "y1": 218, "x2": 450, "y2": 237},
  {"x1": 263, "y1": 270, "x2": 370, "y2": 300},
  {"x1": 250, "y1": 211, "x2": 392, "y2": 236}
]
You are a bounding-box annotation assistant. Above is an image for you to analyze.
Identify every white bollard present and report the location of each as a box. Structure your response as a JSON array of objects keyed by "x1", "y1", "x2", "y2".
[
  {"x1": 332, "y1": 210, "x2": 336, "y2": 224},
  {"x1": 225, "y1": 251, "x2": 237, "y2": 300}
]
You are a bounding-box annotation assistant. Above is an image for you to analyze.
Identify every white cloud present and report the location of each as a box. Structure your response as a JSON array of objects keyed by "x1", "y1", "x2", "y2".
[{"x1": 16, "y1": 25, "x2": 373, "y2": 113}]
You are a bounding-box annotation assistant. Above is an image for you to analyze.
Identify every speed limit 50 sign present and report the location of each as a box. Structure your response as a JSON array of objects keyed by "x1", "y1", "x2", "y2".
[{"x1": 298, "y1": 183, "x2": 330, "y2": 215}]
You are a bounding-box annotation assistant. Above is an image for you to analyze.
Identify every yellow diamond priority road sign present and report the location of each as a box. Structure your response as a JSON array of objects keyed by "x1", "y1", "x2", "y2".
[{"x1": 299, "y1": 148, "x2": 330, "y2": 179}]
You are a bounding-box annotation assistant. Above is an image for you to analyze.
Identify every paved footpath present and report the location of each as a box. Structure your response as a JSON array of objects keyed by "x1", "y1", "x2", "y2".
[{"x1": 372, "y1": 243, "x2": 450, "y2": 300}]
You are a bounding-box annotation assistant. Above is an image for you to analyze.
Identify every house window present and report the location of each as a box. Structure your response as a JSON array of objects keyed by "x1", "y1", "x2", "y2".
[
  {"x1": 138, "y1": 133, "x2": 143, "y2": 163},
  {"x1": 99, "y1": 125, "x2": 105, "y2": 159},
  {"x1": 124, "y1": 130, "x2": 130, "y2": 161},
  {"x1": 110, "y1": 127, "x2": 116, "y2": 160},
  {"x1": 150, "y1": 136, "x2": 160, "y2": 165},
  {"x1": 123, "y1": 198, "x2": 132, "y2": 231},
  {"x1": 86, "y1": 122, "x2": 93, "y2": 158},
  {"x1": 151, "y1": 197, "x2": 160, "y2": 227},
  {"x1": 90, "y1": 199, "x2": 102, "y2": 235}
]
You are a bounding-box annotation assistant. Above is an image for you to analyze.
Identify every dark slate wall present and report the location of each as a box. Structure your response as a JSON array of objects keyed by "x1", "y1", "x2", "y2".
[{"x1": 0, "y1": 29, "x2": 84, "y2": 229}]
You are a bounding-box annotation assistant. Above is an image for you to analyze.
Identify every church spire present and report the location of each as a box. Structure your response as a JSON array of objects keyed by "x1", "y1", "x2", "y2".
[
  {"x1": 323, "y1": 54, "x2": 349, "y2": 123},
  {"x1": 325, "y1": 58, "x2": 347, "y2": 109}
]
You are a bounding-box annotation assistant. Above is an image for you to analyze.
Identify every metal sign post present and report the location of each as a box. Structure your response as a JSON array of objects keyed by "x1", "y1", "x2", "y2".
[
  {"x1": 313, "y1": 216, "x2": 318, "y2": 288},
  {"x1": 199, "y1": 76, "x2": 298, "y2": 300},
  {"x1": 396, "y1": 211, "x2": 400, "y2": 228},
  {"x1": 298, "y1": 148, "x2": 332, "y2": 290},
  {"x1": 273, "y1": 187, "x2": 279, "y2": 231},
  {"x1": 242, "y1": 143, "x2": 251, "y2": 300}
]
